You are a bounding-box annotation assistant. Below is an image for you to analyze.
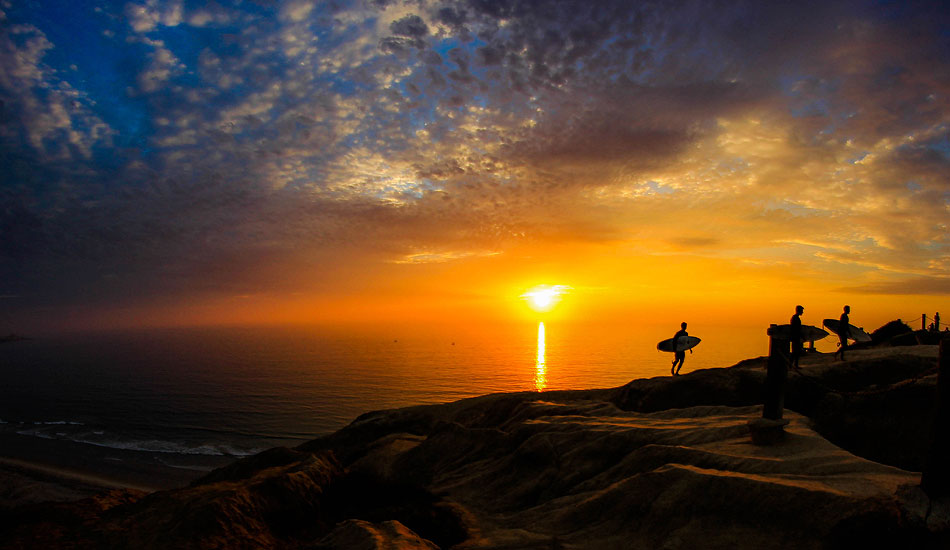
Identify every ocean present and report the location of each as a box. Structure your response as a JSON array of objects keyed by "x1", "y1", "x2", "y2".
[{"x1": 0, "y1": 321, "x2": 790, "y2": 483}]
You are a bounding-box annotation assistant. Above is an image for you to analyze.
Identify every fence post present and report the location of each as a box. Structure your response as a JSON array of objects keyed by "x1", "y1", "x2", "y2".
[
  {"x1": 922, "y1": 338, "x2": 950, "y2": 498},
  {"x1": 763, "y1": 325, "x2": 789, "y2": 420},
  {"x1": 749, "y1": 325, "x2": 791, "y2": 445}
]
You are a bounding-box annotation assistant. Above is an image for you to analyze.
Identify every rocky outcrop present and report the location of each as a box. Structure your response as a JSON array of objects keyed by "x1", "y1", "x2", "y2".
[
  {"x1": 1, "y1": 446, "x2": 467, "y2": 549},
  {"x1": 611, "y1": 347, "x2": 940, "y2": 471},
  {"x1": 2, "y1": 345, "x2": 947, "y2": 549},
  {"x1": 870, "y1": 320, "x2": 914, "y2": 345}
]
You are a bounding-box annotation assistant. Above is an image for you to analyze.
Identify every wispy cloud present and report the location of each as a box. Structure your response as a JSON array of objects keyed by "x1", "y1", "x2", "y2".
[{"x1": 843, "y1": 277, "x2": 950, "y2": 296}]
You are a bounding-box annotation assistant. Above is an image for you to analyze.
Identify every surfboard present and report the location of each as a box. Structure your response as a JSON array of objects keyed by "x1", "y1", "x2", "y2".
[
  {"x1": 657, "y1": 335, "x2": 701, "y2": 353},
  {"x1": 767, "y1": 324, "x2": 828, "y2": 341},
  {"x1": 822, "y1": 319, "x2": 872, "y2": 342}
]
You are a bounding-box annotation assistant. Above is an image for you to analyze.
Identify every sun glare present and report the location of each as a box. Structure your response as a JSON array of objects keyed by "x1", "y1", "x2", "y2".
[{"x1": 522, "y1": 285, "x2": 570, "y2": 313}]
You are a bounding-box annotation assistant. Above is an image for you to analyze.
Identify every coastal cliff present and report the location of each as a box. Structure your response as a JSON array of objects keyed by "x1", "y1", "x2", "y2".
[{"x1": 2, "y1": 345, "x2": 948, "y2": 549}]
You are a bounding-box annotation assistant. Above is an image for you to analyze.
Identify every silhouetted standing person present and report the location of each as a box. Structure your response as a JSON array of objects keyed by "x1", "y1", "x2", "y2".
[
  {"x1": 833, "y1": 305, "x2": 851, "y2": 361},
  {"x1": 790, "y1": 305, "x2": 804, "y2": 369},
  {"x1": 671, "y1": 322, "x2": 688, "y2": 376}
]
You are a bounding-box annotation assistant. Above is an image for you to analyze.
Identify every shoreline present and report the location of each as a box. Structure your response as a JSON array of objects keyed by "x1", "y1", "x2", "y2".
[
  {"x1": 0, "y1": 432, "x2": 233, "y2": 508},
  {"x1": 0, "y1": 457, "x2": 152, "y2": 492},
  {"x1": 0, "y1": 458, "x2": 148, "y2": 508}
]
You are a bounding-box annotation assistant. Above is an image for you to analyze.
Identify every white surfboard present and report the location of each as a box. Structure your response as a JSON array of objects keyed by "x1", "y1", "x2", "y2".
[
  {"x1": 657, "y1": 335, "x2": 701, "y2": 353},
  {"x1": 823, "y1": 319, "x2": 872, "y2": 342}
]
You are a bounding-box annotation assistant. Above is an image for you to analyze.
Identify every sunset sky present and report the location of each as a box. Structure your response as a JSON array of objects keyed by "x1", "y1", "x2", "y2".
[{"x1": 2, "y1": 0, "x2": 949, "y2": 333}]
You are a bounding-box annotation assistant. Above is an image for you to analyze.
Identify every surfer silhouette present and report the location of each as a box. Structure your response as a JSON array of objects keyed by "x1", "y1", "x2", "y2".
[
  {"x1": 833, "y1": 305, "x2": 850, "y2": 361},
  {"x1": 671, "y1": 322, "x2": 688, "y2": 376},
  {"x1": 790, "y1": 305, "x2": 804, "y2": 369}
]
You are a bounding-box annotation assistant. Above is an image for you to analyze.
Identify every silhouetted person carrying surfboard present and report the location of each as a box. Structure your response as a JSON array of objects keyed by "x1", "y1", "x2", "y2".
[
  {"x1": 671, "y1": 322, "x2": 688, "y2": 376},
  {"x1": 833, "y1": 305, "x2": 850, "y2": 361},
  {"x1": 790, "y1": 305, "x2": 804, "y2": 369}
]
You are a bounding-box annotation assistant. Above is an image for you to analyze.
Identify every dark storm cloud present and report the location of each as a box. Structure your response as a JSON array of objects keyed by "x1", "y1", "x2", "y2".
[{"x1": 390, "y1": 14, "x2": 428, "y2": 38}]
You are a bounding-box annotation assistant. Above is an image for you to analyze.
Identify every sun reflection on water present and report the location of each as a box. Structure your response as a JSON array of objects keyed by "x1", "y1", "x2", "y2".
[{"x1": 535, "y1": 321, "x2": 546, "y2": 391}]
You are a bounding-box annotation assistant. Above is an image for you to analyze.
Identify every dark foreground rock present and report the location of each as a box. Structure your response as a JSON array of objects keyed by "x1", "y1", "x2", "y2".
[{"x1": 2, "y1": 346, "x2": 948, "y2": 549}]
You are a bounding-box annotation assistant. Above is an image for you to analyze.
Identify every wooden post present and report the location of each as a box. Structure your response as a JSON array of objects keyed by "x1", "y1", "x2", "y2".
[
  {"x1": 922, "y1": 338, "x2": 950, "y2": 498},
  {"x1": 749, "y1": 325, "x2": 792, "y2": 445},
  {"x1": 763, "y1": 325, "x2": 789, "y2": 420}
]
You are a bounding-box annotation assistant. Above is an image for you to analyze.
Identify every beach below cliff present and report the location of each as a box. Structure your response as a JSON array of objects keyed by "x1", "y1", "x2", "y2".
[
  {"x1": 0, "y1": 432, "x2": 231, "y2": 508},
  {"x1": 1, "y1": 344, "x2": 948, "y2": 549}
]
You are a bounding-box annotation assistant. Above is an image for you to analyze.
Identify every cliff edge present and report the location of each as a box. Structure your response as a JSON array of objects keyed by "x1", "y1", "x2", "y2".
[{"x1": 2, "y1": 346, "x2": 948, "y2": 549}]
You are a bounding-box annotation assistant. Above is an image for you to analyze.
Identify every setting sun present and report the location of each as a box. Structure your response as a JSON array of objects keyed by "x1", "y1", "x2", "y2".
[{"x1": 522, "y1": 285, "x2": 571, "y2": 313}]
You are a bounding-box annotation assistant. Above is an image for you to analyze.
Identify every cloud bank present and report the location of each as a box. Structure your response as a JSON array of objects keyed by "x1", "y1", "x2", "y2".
[{"x1": 1, "y1": 0, "x2": 949, "y2": 324}]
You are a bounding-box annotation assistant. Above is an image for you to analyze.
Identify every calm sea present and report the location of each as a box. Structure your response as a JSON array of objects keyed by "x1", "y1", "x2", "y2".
[{"x1": 0, "y1": 322, "x2": 785, "y2": 472}]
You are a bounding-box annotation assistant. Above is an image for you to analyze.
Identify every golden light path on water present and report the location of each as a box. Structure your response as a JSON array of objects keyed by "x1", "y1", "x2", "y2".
[{"x1": 535, "y1": 321, "x2": 546, "y2": 391}]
